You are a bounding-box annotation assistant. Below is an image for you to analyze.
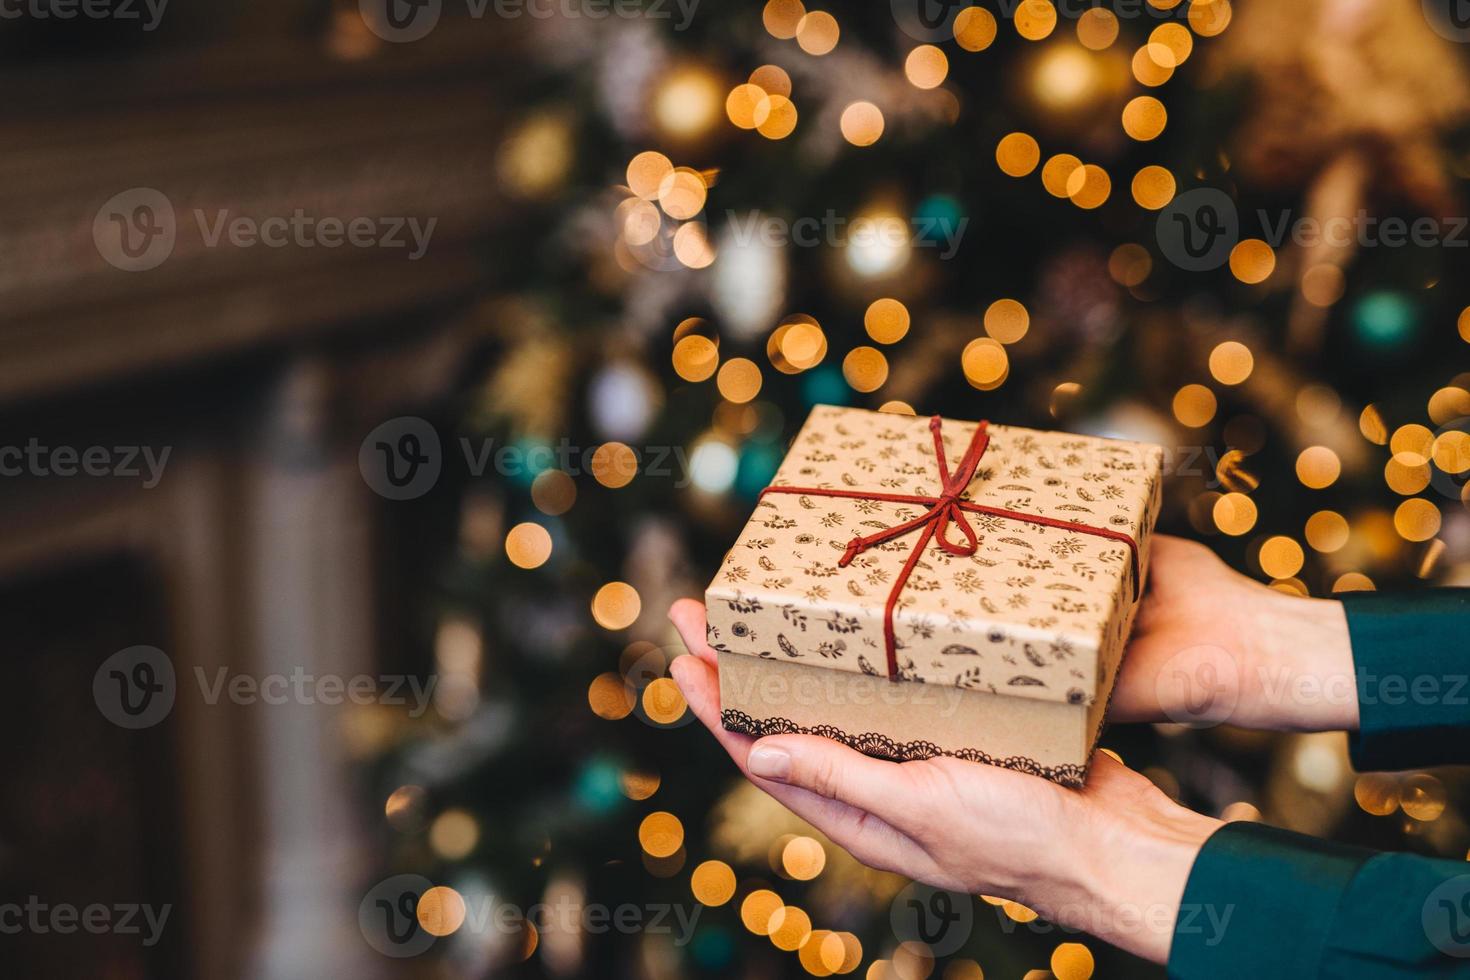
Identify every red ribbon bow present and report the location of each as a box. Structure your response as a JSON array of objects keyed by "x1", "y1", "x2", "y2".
[{"x1": 759, "y1": 416, "x2": 1140, "y2": 681}]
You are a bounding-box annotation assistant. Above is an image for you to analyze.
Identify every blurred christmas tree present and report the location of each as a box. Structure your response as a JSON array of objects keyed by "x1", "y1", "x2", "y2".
[{"x1": 359, "y1": 1, "x2": 1470, "y2": 977}]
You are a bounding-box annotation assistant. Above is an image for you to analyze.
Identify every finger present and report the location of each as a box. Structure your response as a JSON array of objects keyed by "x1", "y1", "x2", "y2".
[
  {"x1": 668, "y1": 656, "x2": 936, "y2": 875},
  {"x1": 743, "y1": 733, "x2": 925, "y2": 832},
  {"x1": 669, "y1": 599, "x2": 718, "y2": 667}
]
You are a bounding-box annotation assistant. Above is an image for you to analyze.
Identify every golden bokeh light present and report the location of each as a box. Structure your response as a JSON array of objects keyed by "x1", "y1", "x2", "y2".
[
  {"x1": 430, "y1": 808, "x2": 479, "y2": 860},
  {"x1": 1385, "y1": 453, "x2": 1432, "y2": 494},
  {"x1": 621, "y1": 769, "x2": 660, "y2": 800},
  {"x1": 1041, "y1": 153, "x2": 1082, "y2": 197},
  {"x1": 962, "y1": 337, "x2": 1010, "y2": 390},
  {"x1": 1427, "y1": 386, "x2": 1470, "y2": 426},
  {"x1": 727, "y1": 83, "x2": 773, "y2": 130},
  {"x1": 840, "y1": 101, "x2": 885, "y2": 146},
  {"x1": 1259, "y1": 536, "x2": 1305, "y2": 579},
  {"x1": 750, "y1": 64, "x2": 793, "y2": 98},
  {"x1": 1014, "y1": 0, "x2": 1057, "y2": 40},
  {"x1": 905, "y1": 45, "x2": 949, "y2": 89},
  {"x1": 653, "y1": 66, "x2": 723, "y2": 142},
  {"x1": 1229, "y1": 239, "x2": 1275, "y2": 283},
  {"x1": 1109, "y1": 243, "x2": 1152, "y2": 286},
  {"x1": 1150, "y1": 23, "x2": 1193, "y2": 64},
  {"x1": 878, "y1": 400, "x2": 915, "y2": 414},
  {"x1": 1400, "y1": 773, "x2": 1448, "y2": 821},
  {"x1": 1359, "y1": 404, "x2": 1389, "y2": 445},
  {"x1": 795, "y1": 10, "x2": 840, "y2": 55},
  {"x1": 1301, "y1": 264, "x2": 1345, "y2": 307},
  {"x1": 996, "y1": 132, "x2": 1041, "y2": 177},
  {"x1": 843, "y1": 346, "x2": 890, "y2": 392},
  {"x1": 505, "y1": 522, "x2": 553, "y2": 569},
  {"x1": 1460, "y1": 306, "x2": 1470, "y2": 343},
  {"x1": 417, "y1": 886, "x2": 466, "y2": 937},
  {"x1": 1131, "y1": 165, "x2": 1176, "y2": 210},
  {"x1": 1432, "y1": 430, "x2": 1470, "y2": 474},
  {"x1": 954, "y1": 5, "x2": 997, "y2": 50},
  {"x1": 531, "y1": 469, "x2": 576, "y2": 515},
  {"x1": 1076, "y1": 7, "x2": 1118, "y2": 49},
  {"x1": 591, "y1": 441, "x2": 638, "y2": 488},
  {"x1": 657, "y1": 168, "x2": 708, "y2": 220},
  {"x1": 673, "y1": 335, "x2": 720, "y2": 382},
  {"x1": 627, "y1": 151, "x2": 674, "y2": 201},
  {"x1": 1066, "y1": 163, "x2": 1111, "y2": 209},
  {"x1": 1213, "y1": 492, "x2": 1257, "y2": 535},
  {"x1": 1391, "y1": 423, "x2": 1434, "y2": 459},
  {"x1": 620, "y1": 197, "x2": 661, "y2": 246},
  {"x1": 984, "y1": 298, "x2": 1030, "y2": 344},
  {"x1": 758, "y1": 95, "x2": 800, "y2": 140},
  {"x1": 1394, "y1": 498, "x2": 1441, "y2": 542},
  {"x1": 1305, "y1": 510, "x2": 1349, "y2": 553},
  {"x1": 385, "y1": 784, "x2": 427, "y2": 830},
  {"x1": 673, "y1": 221, "x2": 716, "y2": 268},
  {"x1": 1122, "y1": 95, "x2": 1168, "y2": 141},
  {"x1": 642, "y1": 676, "x2": 687, "y2": 724},
  {"x1": 1172, "y1": 383, "x2": 1217, "y2": 427},
  {"x1": 1004, "y1": 901, "x2": 1039, "y2": 923},
  {"x1": 782, "y1": 836, "x2": 827, "y2": 880},
  {"x1": 1051, "y1": 942, "x2": 1095, "y2": 980},
  {"x1": 1354, "y1": 773, "x2": 1400, "y2": 816},
  {"x1": 768, "y1": 905, "x2": 813, "y2": 950},
  {"x1": 592, "y1": 581, "x2": 641, "y2": 630},
  {"x1": 588, "y1": 672, "x2": 635, "y2": 720},
  {"x1": 1208, "y1": 340, "x2": 1253, "y2": 385},
  {"x1": 1131, "y1": 45, "x2": 1174, "y2": 86},
  {"x1": 865, "y1": 298, "x2": 911, "y2": 344},
  {"x1": 942, "y1": 961, "x2": 984, "y2": 980},
  {"x1": 691, "y1": 860, "x2": 737, "y2": 906},
  {"x1": 1189, "y1": 0, "x2": 1232, "y2": 37},
  {"x1": 1333, "y1": 572, "x2": 1375, "y2": 593},
  {"x1": 763, "y1": 0, "x2": 805, "y2": 38},
  {"x1": 892, "y1": 941, "x2": 934, "y2": 978},
  {"x1": 1295, "y1": 446, "x2": 1341, "y2": 489},
  {"x1": 717, "y1": 357, "x2": 764, "y2": 402},
  {"x1": 639, "y1": 811, "x2": 684, "y2": 857},
  {"x1": 741, "y1": 889, "x2": 783, "y2": 934}
]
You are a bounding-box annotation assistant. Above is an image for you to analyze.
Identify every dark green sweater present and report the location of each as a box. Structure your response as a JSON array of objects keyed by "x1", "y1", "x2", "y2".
[{"x1": 1169, "y1": 591, "x2": 1470, "y2": 978}]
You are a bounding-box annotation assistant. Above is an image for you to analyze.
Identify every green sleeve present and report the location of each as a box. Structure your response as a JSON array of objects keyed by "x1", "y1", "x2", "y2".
[
  {"x1": 1341, "y1": 590, "x2": 1470, "y2": 772},
  {"x1": 1169, "y1": 822, "x2": 1470, "y2": 978}
]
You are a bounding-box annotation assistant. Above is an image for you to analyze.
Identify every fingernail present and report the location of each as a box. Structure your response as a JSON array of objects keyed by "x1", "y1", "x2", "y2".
[{"x1": 747, "y1": 745, "x2": 791, "y2": 781}]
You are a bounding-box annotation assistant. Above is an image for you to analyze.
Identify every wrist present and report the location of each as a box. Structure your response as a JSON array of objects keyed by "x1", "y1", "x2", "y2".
[
  {"x1": 1245, "y1": 593, "x2": 1357, "y2": 731},
  {"x1": 1055, "y1": 791, "x2": 1222, "y2": 964}
]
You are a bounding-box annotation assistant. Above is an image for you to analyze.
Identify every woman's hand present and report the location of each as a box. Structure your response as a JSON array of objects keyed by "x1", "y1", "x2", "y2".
[
  {"x1": 1111, "y1": 536, "x2": 1357, "y2": 732},
  {"x1": 669, "y1": 599, "x2": 1221, "y2": 965}
]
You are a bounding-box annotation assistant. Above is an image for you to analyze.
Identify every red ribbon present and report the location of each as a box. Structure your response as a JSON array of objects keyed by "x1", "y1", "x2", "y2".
[{"x1": 759, "y1": 416, "x2": 1140, "y2": 681}]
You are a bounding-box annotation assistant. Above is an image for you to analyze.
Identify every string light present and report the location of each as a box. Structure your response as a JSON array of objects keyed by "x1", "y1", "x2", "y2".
[
  {"x1": 1014, "y1": 0, "x2": 1057, "y2": 40},
  {"x1": 1228, "y1": 240, "x2": 1275, "y2": 283},
  {"x1": 795, "y1": 11, "x2": 839, "y2": 55},
  {"x1": 1122, "y1": 96, "x2": 1167, "y2": 140},
  {"x1": 865, "y1": 298, "x2": 911, "y2": 343},
  {"x1": 954, "y1": 6, "x2": 996, "y2": 50},
  {"x1": 905, "y1": 45, "x2": 949, "y2": 89},
  {"x1": 840, "y1": 102, "x2": 885, "y2": 146},
  {"x1": 996, "y1": 132, "x2": 1041, "y2": 177},
  {"x1": 1076, "y1": 7, "x2": 1118, "y2": 49}
]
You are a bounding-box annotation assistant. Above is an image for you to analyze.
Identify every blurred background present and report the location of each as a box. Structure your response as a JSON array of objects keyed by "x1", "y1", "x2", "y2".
[{"x1": 1, "y1": 0, "x2": 1469, "y2": 977}]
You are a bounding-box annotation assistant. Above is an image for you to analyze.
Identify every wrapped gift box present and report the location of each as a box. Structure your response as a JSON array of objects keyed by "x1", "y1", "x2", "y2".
[{"x1": 705, "y1": 405, "x2": 1163, "y2": 787}]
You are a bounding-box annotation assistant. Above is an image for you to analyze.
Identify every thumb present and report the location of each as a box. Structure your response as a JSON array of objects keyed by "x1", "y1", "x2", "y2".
[{"x1": 746, "y1": 734, "x2": 921, "y2": 830}]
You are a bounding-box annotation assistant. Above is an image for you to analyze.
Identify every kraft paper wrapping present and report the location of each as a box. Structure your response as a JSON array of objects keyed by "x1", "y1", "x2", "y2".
[{"x1": 705, "y1": 405, "x2": 1163, "y2": 708}]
